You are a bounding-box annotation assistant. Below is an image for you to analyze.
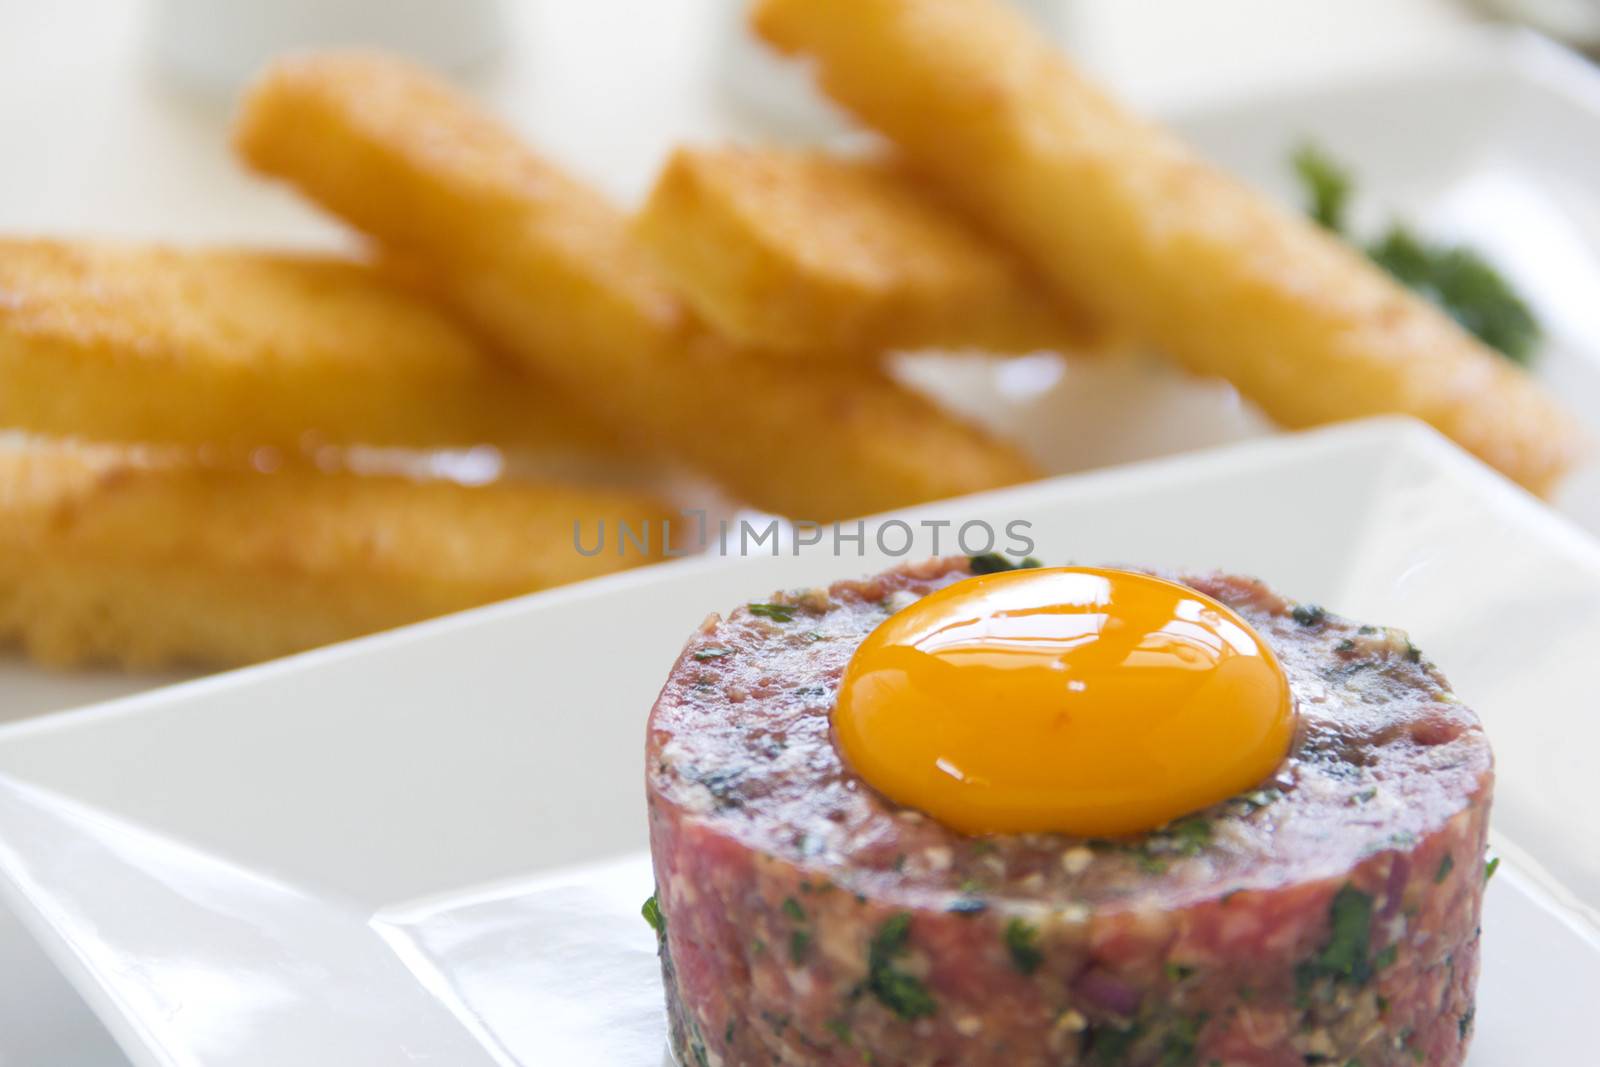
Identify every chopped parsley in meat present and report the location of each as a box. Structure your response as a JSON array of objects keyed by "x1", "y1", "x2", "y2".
[
  {"x1": 1003, "y1": 918, "x2": 1043, "y2": 974},
  {"x1": 866, "y1": 913, "x2": 936, "y2": 1020},
  {"x1": 1291, "y1": 603, "x2": 1327, "y2": 626},
  {"x1": 1300, "y1": 885, "x2": 1375, "y2": 988},
  {"x1": 967, "y1": 553, "x2": 1044, "y2": 575}
]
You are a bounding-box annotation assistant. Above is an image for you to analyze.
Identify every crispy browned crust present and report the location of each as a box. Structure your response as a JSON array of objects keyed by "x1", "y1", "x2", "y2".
[
  {"x1": 754, "y1": 0, "x2": 1584, "y2": 495},
  {"x1": 636, "y1": 146, "x2": 1089, "y2": 355},
  {"x1": 0, "y1": 239, "x2": 620, "y2": 455},
  {"x1": 233, "y1": 51, "x2": 1038, "y2": 520},
  {"x1": 0, "y1": 439, "x2": 673, "y2": 668}
]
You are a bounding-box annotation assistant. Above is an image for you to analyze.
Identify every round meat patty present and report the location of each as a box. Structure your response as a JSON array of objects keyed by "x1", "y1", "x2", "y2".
[{"x1": 644, "y1": 556, "x2": 1493, "y2": 1067}]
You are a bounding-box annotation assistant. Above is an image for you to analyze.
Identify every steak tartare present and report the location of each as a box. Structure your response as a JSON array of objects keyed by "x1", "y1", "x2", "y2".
[{"x1": 644, "y1": 556, "x2": 1493, "y2": 1066}]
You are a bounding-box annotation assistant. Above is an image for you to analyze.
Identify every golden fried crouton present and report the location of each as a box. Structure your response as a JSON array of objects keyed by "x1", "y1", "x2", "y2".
[
  {"x1": 0, "y1": 439, "x2": 673, "y2": 668},
  {"x1": 233, "y1": 51, "x2": 1036, "y2": 521},
  {"x1": 754, "y1": 0, "x2": 1583, "y2": 494},
  {"x1": 0, "y1": 240, "x2": 619, "y2": 455},
  {"x1": 635, "y1": 147, "x2": 1084, "y2": 355}
]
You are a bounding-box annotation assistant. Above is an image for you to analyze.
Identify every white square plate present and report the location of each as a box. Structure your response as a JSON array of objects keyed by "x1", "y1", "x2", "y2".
[
  {"x1": 5, "y1": 24, "x2": 1600, "y2": 1067},
  {"x1": 0, "y1": 418, "x2": 1598, "y2": 1066}
]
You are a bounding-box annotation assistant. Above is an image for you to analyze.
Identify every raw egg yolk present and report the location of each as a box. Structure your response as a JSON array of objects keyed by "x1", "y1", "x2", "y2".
[{"x1": 832, "y1": 568, "x2": 1294, "y2": 837}]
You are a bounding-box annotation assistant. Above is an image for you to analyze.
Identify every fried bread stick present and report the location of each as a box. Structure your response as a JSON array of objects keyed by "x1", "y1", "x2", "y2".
[
  {"x1": 0, "y1": 239, "x2": 618, "y2": 455},
  {"x1": 754, "y1": 0, "x2": 1582, "y2": 494},
  {"x1": 234, "y1": 52, "x2": 1037, "y2": 520},
  {"x1": 636, "y1": 146, "x2": 1083, "y2": 355},
  {"x1": 0, "y1": 439, "x2": 672, "y2": 668}
]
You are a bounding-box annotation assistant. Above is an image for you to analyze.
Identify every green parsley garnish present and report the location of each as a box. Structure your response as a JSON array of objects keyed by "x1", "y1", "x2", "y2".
[
  {"x1": 1291, "y1": 144, "x2": 1540, "y2": 363},
  {"x1": 782, "y1": 896, "x2": 806, "y2": 922},
  {"x1": 1003, "y1": 918, "x2": 1044, "y2": 974},
  {"x1": 968, "y1": 553, "x2": 1044, "y2": 575},
  {"x1": 1435, "y1": 853, "x2": 1455, "y2": 884},
  {"x1": 642, "y1": 893, "x2": 665, "y2": 938},
  {"x1": 1369, "y1": 228, "x2": 1539, "y2": 363},
  {"x1": 693, "y1": 646, "x2": 733, "y2": 661},
  {"x1": 1485, "y1": 855, "x2": 1501, "y2": 883},
  {"x1": 866, "y1": 913, "x2": 936, "y2": 1019},
  {"x1": 748, "y1": 603, "x2": 795, "y2": 622},
  {"x1": 789, "y1": 928, "x2": 811, "y2": 964},
  {"x1": 1292, "y1": 143, "x2": 1353, "y2": 232}
]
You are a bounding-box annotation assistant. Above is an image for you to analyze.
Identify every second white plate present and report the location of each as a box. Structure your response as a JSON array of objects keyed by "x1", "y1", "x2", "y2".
[{"x1": 0, "y1": 420, "x2": 1598, "y2": 1065}]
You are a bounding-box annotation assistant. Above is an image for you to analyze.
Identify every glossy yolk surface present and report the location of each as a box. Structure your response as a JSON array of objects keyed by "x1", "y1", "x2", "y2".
[{"x1": 832, "y1": 568, "x2": 1295, "y2": 836}]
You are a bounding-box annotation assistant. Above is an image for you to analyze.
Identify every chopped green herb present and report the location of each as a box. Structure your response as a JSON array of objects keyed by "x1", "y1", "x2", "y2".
[
  {"x1": 1374, "y1": 943, "x2": 1399, "y2": 971},
  {"x1": 1485, "y1": 856, "x2": 1501, "y2": 883},
  {"x1": 1003, "y1": 918, "x2": 1044, "y2": 974},
  {"x1": 824, "y1": 1017, "x2": 851, "y2": 1045},
  {"x1": 1292, "y1": 143, "x2": 1353, "y2": 233},
  {"x1": 1335, "y1": 638, "x2": 1357, "y2": 653},
  {"x1": 968, "y1": 553, "x2": 1043, "y2": 575},
  {"x1": 1291, "y1": 603, "x2": 1327, "y2": 626},
  {"x1": 1435, "y1": 853, "x2": 1455, "y2": 884},
  {"x1": 789, "y1": 928, "x2": 812, "y2": 964},
  {"x1": 1236, "y1": 788, "x2": 1280, "y2": 815},
  {"x1": 1403, "y1": 639, "x2": 1423, "y2": 664},
  {"x1": 1370, "y1": 227, "x2": 1539, "y2": 363},
  {"x1": 748, "y1": 602, "x2": 795, "y2": 622},
  {"x1": 1086, "y1": 1023, "x2": 1143, "y2": 1064},
  {"x1": 1458, "y1": 1007, "x2": 1476, "y2": 1040},
  {"x1": 693, "y1": 646, "x2": 733, "y2": 661},
  {"x1": 782, "y1": 897, "x2": 806, "y2": 923},
  {"x1": 866, "y1": 913, "x2": 936, "y2": 1019},
  {"x1": 1290, "y1": 144, "x2": 1540, "y2": 363},
  {"x1": 641, "y1": 894, "x2": 665, "y2": 938},
  {"x1": 1165, "y1": 962, "x2": 1197, "y2": 982},
  {"x1": 1138, "y1": 853, "x2": 1169, "y2": 875},
  {"x1": 1166, "y1": 818, "x2": 1213, "y2": 855},
  {"x1": 1310, "y1": 885, "x2": 1375, "y2": 986},
  {"x1": 690, "y1": 1042, "x2": 709, "y2": 1067},
  {"x1": 1160, "y1": 1014, "x2": 1207, "y2": 1067}
]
